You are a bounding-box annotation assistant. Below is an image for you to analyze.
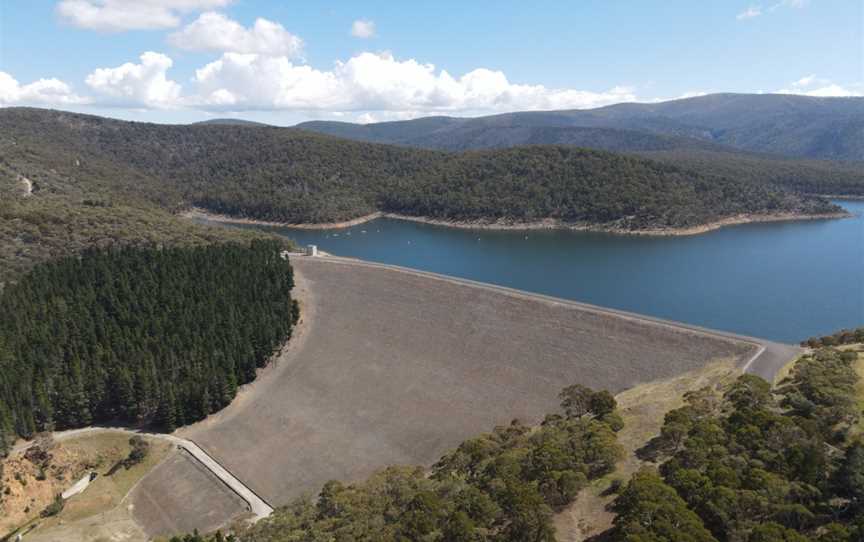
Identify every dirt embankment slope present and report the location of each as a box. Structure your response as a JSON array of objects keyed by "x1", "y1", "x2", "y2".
[
  {"x1": 179, "y1": 256, "x2": 773, "y2": 506},
  {"x1": 129, "y1": 449, "x2": 249, "y2": 539}
]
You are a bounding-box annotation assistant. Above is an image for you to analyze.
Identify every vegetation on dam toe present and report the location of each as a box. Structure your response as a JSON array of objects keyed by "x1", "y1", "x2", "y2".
[
  {"x1": 170, "y1": 342, "x2": 864, "y2": 542},
  {"x1": 0, "y1": 241, "x2": 298, "y2": 453}
]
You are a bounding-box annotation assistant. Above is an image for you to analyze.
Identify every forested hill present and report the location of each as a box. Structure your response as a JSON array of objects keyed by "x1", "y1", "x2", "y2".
[
  {"x1": 0, "y1": 108, "x2": 842, "y2": 237},
  {"x1": 193, "y1": 118, "x2": 271, "y2": 127},
  {"x1": 297, "y1": 93, "x2": 864, "y2": 161},
  {"x1": 297, "y1": 119, "x2": 732, "y2": 153},
  {"x1": 297, "y1": 118, "x2": 864, "y2": 197},
  {"x1": 0, "y1": 241, "x2": 298, "y2": 453}
]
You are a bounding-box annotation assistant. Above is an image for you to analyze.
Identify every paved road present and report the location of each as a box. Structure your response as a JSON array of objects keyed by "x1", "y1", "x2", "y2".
[
  {"x1": 306, "y1": 254, "x2": 802, "y2": 383},
  {"x1": 12, "y1": 427, "x2": 273, "y2": 521}
]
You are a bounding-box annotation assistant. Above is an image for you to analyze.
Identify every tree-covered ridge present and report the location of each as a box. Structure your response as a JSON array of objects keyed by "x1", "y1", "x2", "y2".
[
  {"x1": 635, "y1": 149, "x2": 864, "y2": 198},
  {"x1": 298, "y1": 93, "x2": 864, "y2": 161},
  {"x1": 0, "y1": 108, "x2": 842, "y2": 232},
  {"x1": 610, "y1": 346, "x2": 864, "y2": 542},
  {"x1": 0, "y1": 241, "x2": 298, "y2": 455},
  {"x1": 380, "y1": 146, "x2": 836, "y2": 228},
  {"x1": 0, "y1": 130, "x2": 287, "y2": 286},
  {"x1": 173, "y1": 386, "x2": 625, "y2": 542},
  {"x1": 802, "y1": 327, "x2": 864, "y2": 348}
]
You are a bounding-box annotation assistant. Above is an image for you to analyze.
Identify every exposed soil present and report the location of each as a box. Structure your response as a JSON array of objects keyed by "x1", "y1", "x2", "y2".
[
  {"x1": 185, "y1": 207, "x2": 851, "y2": 236},
  {"x1": 128, "y1": 449, "x2": 249, "y2": 538},
  {"x1": 0, "y1": 432, "x2": 168, "y2": 539},
  {"x1": 179, "y1": 256, "x2": 761, "y2": 508}
]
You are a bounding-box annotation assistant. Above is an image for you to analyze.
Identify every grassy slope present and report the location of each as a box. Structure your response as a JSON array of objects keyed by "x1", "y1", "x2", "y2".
[
  {"x1": 553, "y1": 360, "x2": 741, "y2": 541},
  {"x1": 556, "y1": 344, "x2": 864, "y2": 541},
  {"x1": 1, "y1": 432, "x2": 171, "y2": 540},
  {"x1": 850, "y1": 346, "x2": 864, "y2": 437}
]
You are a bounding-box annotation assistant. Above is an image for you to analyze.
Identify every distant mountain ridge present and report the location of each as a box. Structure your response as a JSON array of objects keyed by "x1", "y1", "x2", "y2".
[
  {"x1": 296, "y1": 93, "x2": 864, "y2": 161},
  {"x1": 194, "y1": 118, "x2": 271, "y2": 127}
]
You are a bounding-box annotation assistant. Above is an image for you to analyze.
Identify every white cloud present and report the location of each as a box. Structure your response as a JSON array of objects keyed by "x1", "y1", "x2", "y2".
[
  {"x1": 85, "y1": 52, "x2": 182, "y2": 108},
  {"x1": 792, "y1": 74, "x2": 817, "y2": 87},
  {"x1": 356, "y1": 111, "x2": 426, "y2": 124},
  {"x1": 190, "y1": 51, "x2": 637, "y2": 114},
  {"x1": 56, "y1": 0, "x2": 233, "y2": 32},
  {"x1": 0, "y1": 72, "x2": 88, "y2": 106},
  {"x1": 168, "y1": 12, "x2": 303, "y2": 56},
  {"x1": 776, "y1": 74, "x2": 863, "y2": 97},
  {"x1": 736, "y1": 6, "x2": 762, "y2": 19},
  {"x1": 649, "y1": 91, "x2": 709, "y2": 103},
  {"x1": 350, "y1": 19, "x2": 376, "y2": 38},
  {"x1": 737, "y1": 0, "x2": 810, "y2": 20},
  {"x1": 192, "y1": 53, "x2": 339, "y2": 109},
  {"x1": 22, "y1": 50, "x2": 635, "y2": 115},
  {"x1": 770, "y1": 0, "x2": 808, "y2": 10}
]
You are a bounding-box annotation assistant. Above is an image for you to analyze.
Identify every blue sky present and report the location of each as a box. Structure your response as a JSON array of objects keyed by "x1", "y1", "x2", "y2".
[{"x1": 0, "y1": 0, "x2": 861, "y2": 125}]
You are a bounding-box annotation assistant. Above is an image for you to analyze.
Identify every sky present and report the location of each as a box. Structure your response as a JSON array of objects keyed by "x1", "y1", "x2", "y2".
[{"x1": 0, "y1": 0, "x2": 862, "y2": 125}]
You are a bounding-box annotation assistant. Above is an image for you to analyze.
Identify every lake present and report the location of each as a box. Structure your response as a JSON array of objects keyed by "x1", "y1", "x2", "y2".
[{"x1": 198, "y1": 201, "x2": 864, "y2": 343}]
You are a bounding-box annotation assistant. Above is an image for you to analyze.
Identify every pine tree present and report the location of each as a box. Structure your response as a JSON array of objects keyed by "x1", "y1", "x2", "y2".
[
  {"x1": 157, "y1": 385, "x2": 178, "y2": 432},
  {"x1": 0, "y1": 400, "x2": 15, "y2": 457},
  {"x1": 0, "y1": 242, "x2": 295, "y2": 438}
]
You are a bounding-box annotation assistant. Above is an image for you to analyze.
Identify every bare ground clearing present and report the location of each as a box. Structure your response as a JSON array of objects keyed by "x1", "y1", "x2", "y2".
[
  {"x1": 0, "y1": 431, "x2": 169, "y2": 539},
  {"x1": 179, "y1": 256, "x2": 782, "y2": 509},
  {"x1": 128, "y1": 448, "x2": 249, "y2": 539}
]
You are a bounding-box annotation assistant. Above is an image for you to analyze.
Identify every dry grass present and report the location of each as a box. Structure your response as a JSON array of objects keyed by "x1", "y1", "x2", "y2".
[
  {"x1": 1, "y1": 432, "x2": 170, "y2": 541},
  {"x1": 23, "y1": 504, "x2": 148, "y2": 542},
  {"x1": 553, "y1": 359, "x2": 741, "y2": 541},
  {"x1": 849, "y1": 346, "x2": 864, "y2": 437},
  {"x1": 41, "y1": 437, "x2": 170, "y2": 525},
  {"x1": 555, "y1": 344, "x2": 864, "y2": 540},
  {"x1": 771, "y1": 354, "x2": 801, "y2": 385}
]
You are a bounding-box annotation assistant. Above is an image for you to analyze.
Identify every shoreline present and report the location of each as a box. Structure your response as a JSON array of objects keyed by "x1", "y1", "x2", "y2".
[
  {"x1": 183, "y1": 208, "x2": 852, "y2": 237},
  {"x1": 183, "y1": 208, "x2": 386, "y2": 230}
]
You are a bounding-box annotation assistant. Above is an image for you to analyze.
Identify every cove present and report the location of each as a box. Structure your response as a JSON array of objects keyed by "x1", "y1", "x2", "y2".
[{"x1": 195, "y1": 201, "x2": 864, "y2": 343}]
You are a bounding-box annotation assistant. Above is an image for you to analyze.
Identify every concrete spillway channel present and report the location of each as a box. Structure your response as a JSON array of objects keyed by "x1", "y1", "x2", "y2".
[{"x1": 162, "y1": 435, "x2": 274, "y2": 520}]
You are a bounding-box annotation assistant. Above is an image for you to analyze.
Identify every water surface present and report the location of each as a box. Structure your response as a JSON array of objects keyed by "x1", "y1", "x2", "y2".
[{"x1": 199, "y1": 201, "x2": 864, "y2": 343}]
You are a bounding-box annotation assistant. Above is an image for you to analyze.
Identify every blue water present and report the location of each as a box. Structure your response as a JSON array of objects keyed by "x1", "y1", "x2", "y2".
[{"x1": 204, "y1": 201, "x2": 864, "y2": 343}]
